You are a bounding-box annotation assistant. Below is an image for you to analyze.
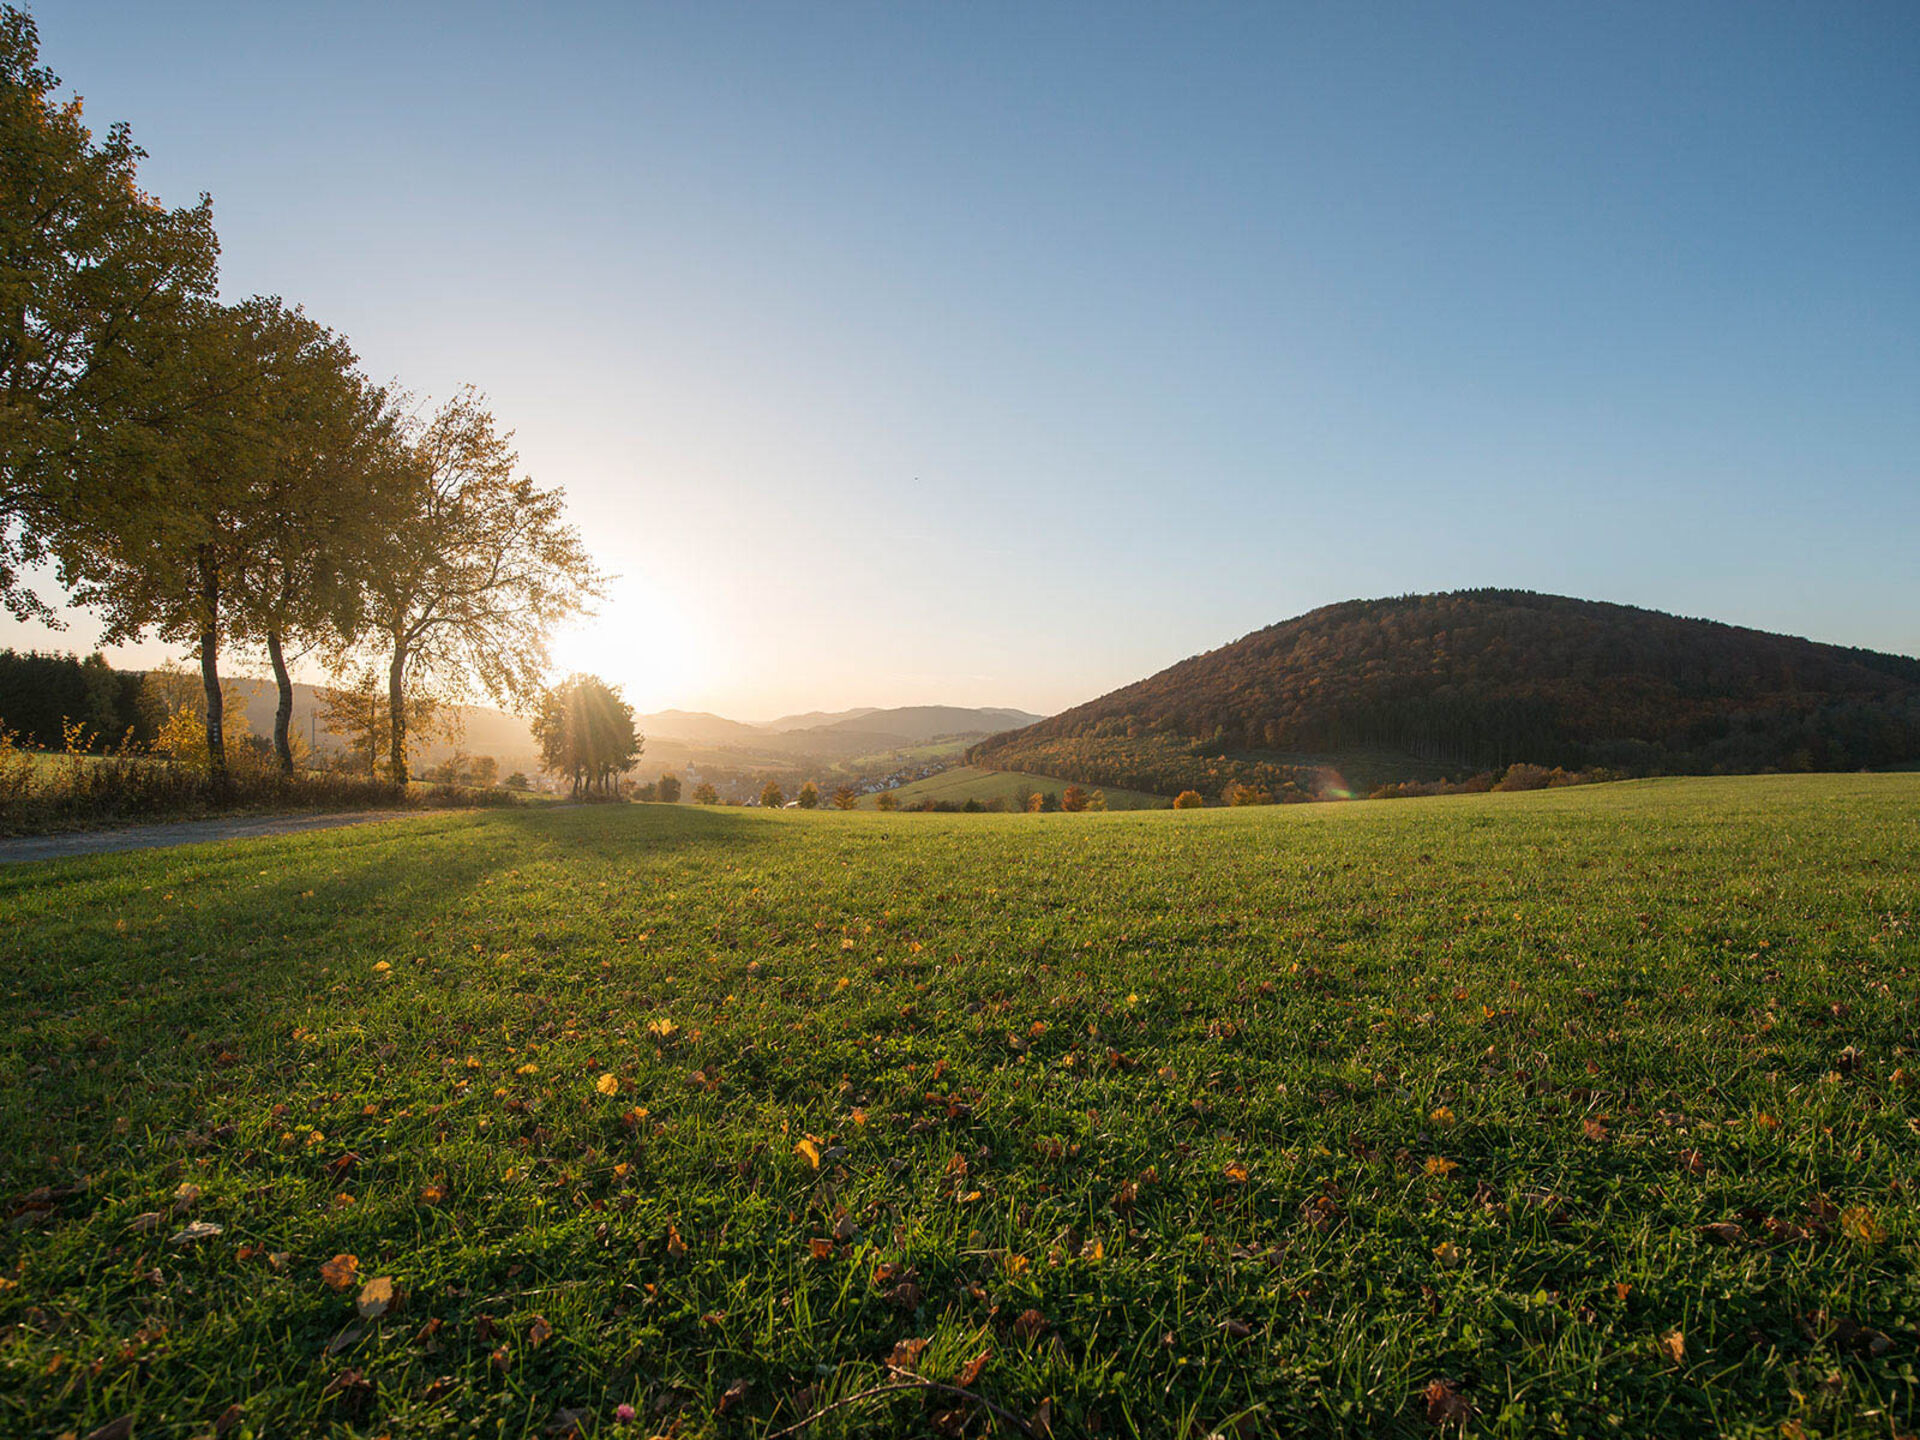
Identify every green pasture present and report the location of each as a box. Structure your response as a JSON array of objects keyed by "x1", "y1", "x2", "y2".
[{"x1": 1, "y1": 775, "x2": 1917, "y2": 1437}]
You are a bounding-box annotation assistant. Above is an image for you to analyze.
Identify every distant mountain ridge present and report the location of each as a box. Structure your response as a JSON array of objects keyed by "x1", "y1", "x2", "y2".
[{"x1": 972, "y1": 590, "x2": 1920, "y2": 797}]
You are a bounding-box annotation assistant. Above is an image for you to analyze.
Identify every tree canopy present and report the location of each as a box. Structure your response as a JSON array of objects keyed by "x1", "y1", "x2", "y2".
[{"x1": 531, "y1": 672, "x2": 641, "y2": 798}]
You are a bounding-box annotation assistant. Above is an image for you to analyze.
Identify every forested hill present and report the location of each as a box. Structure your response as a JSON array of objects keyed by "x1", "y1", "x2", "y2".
[{"x1": 971, "y1": 590, "x2": 1920, "y2": 793}]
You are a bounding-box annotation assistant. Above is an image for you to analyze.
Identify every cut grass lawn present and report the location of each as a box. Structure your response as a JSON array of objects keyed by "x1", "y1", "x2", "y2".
[
  {"x1": 870, "y1": 766, "x2": 1169, "y2": 810},
  {"x1": 1, "y1": 775, "x2": 1917, "y2": 1438}
]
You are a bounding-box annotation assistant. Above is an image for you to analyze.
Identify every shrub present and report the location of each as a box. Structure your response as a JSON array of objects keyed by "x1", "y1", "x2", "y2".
[
  {"x1": 759, "y1": 782, "x2": 785, "y2": 809},
  {"x1": 1173, "y1": 790, "x2": 1205, "y2": 810},
  {"x1": 874, "y1": 792, "x2": 897, "y2": 811},
  {"x1": 692, "y1": 782, "x2": 719, "y2": 804}
]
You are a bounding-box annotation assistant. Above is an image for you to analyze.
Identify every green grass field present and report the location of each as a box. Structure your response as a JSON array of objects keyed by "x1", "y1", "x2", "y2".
[
  {"x1": 2, "y1": 776, "x2": 1917, "y2": 1438},
  {"x1": 870, "y1": 765, "x2": 1170, "y2": 810}
]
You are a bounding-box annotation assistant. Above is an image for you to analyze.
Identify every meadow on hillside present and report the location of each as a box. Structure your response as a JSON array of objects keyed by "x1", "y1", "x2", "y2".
[{"x1": 1, "y1": 776, "x2": 1916, "y2": 1438}]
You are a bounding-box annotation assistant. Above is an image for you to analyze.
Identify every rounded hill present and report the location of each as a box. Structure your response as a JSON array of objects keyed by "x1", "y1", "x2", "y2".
[{"x1": 971, "y1": 589, "x2": 1920, "y2": 796}]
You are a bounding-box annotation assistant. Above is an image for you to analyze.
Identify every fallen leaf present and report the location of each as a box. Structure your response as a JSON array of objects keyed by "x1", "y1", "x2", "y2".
[
  {"x1": 1432, "y1": 1241, "x2": 1463, "y2": 1267},
  {"x1": 831, "y1": 1211, "x2": 858, "y2": 1242},
  {"x1": 1013, "y1": 1308, "x2": 1048, "y2": 1340},
  {"x1": 666, "y1": 1223, "x2": 687, "y2": 1258},
  {"x1": 595, "y1": 1073, "x2": 619, "y2": 1096},
  {"x1": 356, "y1": 1276, "x2": 395, "y2": 1319},
  {"x1": 1424, "y1": 1156, "x2": 1458, "y2": 1178},
  {"x1": 1698, "y1": 1222, "x2": 1745, "y2": 1246},
  {"x1": 128, "y1": 1211, "x2": 163, "y2": 1234},
  {"x1": 83, "y1": 1417, "x2": 135, "y2": 1440},
  {"x1": 888, "y1": 1336, "x2": 931, "y2": 1372},
  {"x1": 320, "y1": 1254, "x2": 360, "y2": 1290},
  {"x1": 1423, "y1": 1379, "x2": 1472, "y2": 1428},
  {"x1": 956, "y1": 1348, "x2": 991, "y2": 1386},
  {"x1": 1223, "y1": 1160, "x2": 1249, "y2": 1184},
  {"x1": 1582, "y1": 1117, "x2": 1609, "y2": 1142},
  {"x1": 718, "y1": 1377, "x2": 749, "y2": 1414},
  {"x1": 809, "y1": 1238, "x2": 835, "y2": 1261},
  {"x1": 1658, "y1": 1329, "x2": 1686, "y2": 1365},
  {"x1": 1842, "y1": 1206, "x2": 1887, "y2": 1245},
  {"x1": 1429, "y1": 1106, "x2": 1457, "y2": 1128},
  {"x1": 794, "y1": 1137, "x2": 822, "y2": 1170},
  {"x1": 169, "y1": 1220, "x2": 224, "y2": 1245},
  {"x1": 527, "y1": 1314, "x2": 553, "y2": 1348}
]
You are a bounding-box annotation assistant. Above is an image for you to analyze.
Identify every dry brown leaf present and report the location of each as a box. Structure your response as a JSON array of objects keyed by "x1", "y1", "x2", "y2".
[
  {"x1": 527, "y1": 1314, "x2": 553, "y2": 1348},
  {"x1": 888, "y1": 1336, "x2": 931, "y2": 1372},
  {"x1": 1013, "y1": 1308, "x2": 1048, "y2": 1341},
  {"x1": 1423, "y1": 1379, "x2": 1472, "y2": 1427},
  {"x1": 1658, "y1": 1329, "x2": 1686, "y2": 1365}
]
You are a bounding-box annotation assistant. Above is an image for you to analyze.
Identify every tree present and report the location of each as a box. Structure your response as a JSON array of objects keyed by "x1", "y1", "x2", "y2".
[
  {"x1": 224, "y1": 304, "x2": 399, "y2": 775},
  {"x1": 759, "y1": 781, "x2": 784, "y2": 809},
  {"x1": 656, "y1": 772, "x2": 681, "y2": 803},
  {"x1": 317, "y1": 663, "x2": 438, "y2": 780},
  {"x1": 55, "y1": 299, "x2": 272, "y2": 780},
  {"x1": 1061, "y1": 784, "x2": 1088, "y2": 812},
  {"x1": 503, "y1": 771, "x2": 530, "y2": 791},
  {"x1": 0, "y1": 6, "x2": 219, "y2": 622},
  {"x1": 530, "y1": 672, "x2": 640, "y2": 798},
  {"x1": 796, "y1": 780, "x2": 819, "y2": 809},
  {"x1": 1085, "y1": 789, "x2": 1108, "y2": 811},
  {"x1": 692, "y1": 781, "x2": 718, "y2": 804},
  {"x1": 1173, "y1": 789, "x2": 1205, "y2": 809},
  {"x1": 874, "y1": 791, "x2": 897, "y2": 811},
  {"x1": 831, "y1": 784, "x2": 858, "y2": 810},
  {"x1": 364, "y1": 390, "x2": 601, "y2": 784}
]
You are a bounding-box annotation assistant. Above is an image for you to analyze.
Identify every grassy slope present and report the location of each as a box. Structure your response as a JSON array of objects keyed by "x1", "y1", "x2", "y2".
[
  {"x1": 1, "y1": 777, "x2": 1917, "y2": 1438},
  {"x1": 872, "y1": 765, "x2": 1170, "y2": 809}
]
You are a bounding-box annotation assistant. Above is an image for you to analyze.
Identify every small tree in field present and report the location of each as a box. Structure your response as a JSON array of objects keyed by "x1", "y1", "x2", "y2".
[
  {"x1": 1086, "y1": 789, "x2": 1108, "y2": 811},
  {"x1": 530, "y1": 672, "x2": 640, "y2": 798},
  {"x1": 1061, "y1": 784, "x2": 1088, "y2": 812},
  {"x1": 1173, "y1": 789, "x2": 1205, "y2": 810},
  {"x1": 831, "y1": 784, "x2": 858, "y2": 810},
  {"x1": 796, "y1": 780, "x2": 819, "y2": 809},
  {"x1": 760, "y1": 781, "x2": 785, "y2": 809},
  {"x1": 874, "y1": 791, "x2": 897, "y2": 812},
  {"x1": 657, "y1": 773, "x2": 681, "y2": 803},
  {"x1": 692, "y1": 781, "x2": 718, "y2": 804}
]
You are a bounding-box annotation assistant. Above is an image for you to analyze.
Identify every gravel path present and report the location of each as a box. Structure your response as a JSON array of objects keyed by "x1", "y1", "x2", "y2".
[{"x1": 0, "y1": 810, "x2": 419, "y2": 865}]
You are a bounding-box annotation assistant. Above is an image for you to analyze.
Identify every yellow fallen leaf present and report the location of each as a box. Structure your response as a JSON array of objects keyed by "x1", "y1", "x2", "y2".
[
  {"x1": 356, "y1": 1275, "x2": 394, "y2": 1319},
  {"x1": 1430, "y1": 1106, "x2": 1456, "y2": 1128},
  {"x1": 1842, "y1": 1206, "x2": 1887, "y2": 1245},
  {"x1": 795, "y1": 1137, "x2": 822, "y2": 1170},
  {"x1": 1424, "y1": 1156, "x2": 1458, "y2": 1178},
  {"x1": 1432, "y1": 1241, "x2": 1462, "y2": 1267},
  {"x1": 1223, "y1": 1161, "x2": 1249, "y2": 1184},
  {"x1": 595, "y1": 1073, "x2": 619, "y2": 1096}
]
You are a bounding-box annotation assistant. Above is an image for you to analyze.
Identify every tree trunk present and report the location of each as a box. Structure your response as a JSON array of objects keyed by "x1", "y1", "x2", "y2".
[
  {"x1": 266, "y1": 628, "x2": 295, "y2": 776},
  {"x1": 387, "y1": 643, "x2": 409, "y2": 787},
  {"x1": 197, "y1": 548, "x2": 227, "y2": 784}
]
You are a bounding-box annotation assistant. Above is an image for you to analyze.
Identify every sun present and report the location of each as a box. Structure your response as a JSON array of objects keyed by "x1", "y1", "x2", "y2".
[{"x1": 548, "y1": 573, "x2": 705, "y2": 714}]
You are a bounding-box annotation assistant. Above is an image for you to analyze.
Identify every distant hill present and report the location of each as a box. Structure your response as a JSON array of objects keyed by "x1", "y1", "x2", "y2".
[
  {"x1": 634, "y1": 710, "x2": 769, "y2": 747},
  {"x1": 971, "y1": 590, "x2": 1920, "y2": 798},
  {"x1": 756, "y1": 707, "x2": 879, "y2": 732}
]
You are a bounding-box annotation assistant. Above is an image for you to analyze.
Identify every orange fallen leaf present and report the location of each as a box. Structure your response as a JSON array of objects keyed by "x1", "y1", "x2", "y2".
[
  {"x1": 888, "y1": 1336, "x2": 930, "y2": 1372},
  {"x1": 809, "y1": 1238, "x2": 835, "y2": 1261},
  {"x1": 320, "y1": 1254, "x2": 360, "y2": 1290},
  {"x1": 1223, "y1": 1160, "x2": 1249, "y2": 1184},
  {"x1": 666, "y1": 1224, "x2": 687, "y2": 1258},
  {"x1": 527, "y1": 1314, "x2": 552, "y2": 1348}
]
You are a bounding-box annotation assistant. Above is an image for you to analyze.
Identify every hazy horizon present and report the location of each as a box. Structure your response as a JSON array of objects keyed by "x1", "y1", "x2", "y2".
[{"x1": 5, "y1": 1, "x2": 1916, "y2": 717}]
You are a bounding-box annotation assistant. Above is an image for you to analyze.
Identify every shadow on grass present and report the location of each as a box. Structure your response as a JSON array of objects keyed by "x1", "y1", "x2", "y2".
[{"x1": 0, "y1": 803, "x2": 776, "y2": 1181}]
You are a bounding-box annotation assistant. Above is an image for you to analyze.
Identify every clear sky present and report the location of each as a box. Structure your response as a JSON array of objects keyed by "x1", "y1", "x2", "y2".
[{"x1": 10, "y1": 1, "x2": 1918, "y2": 718}]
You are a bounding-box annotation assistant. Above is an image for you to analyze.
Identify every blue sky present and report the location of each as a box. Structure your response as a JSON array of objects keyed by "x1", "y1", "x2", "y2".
[{"x1": 13, "y1": 1, "x2": 1919, "y2": 716}]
